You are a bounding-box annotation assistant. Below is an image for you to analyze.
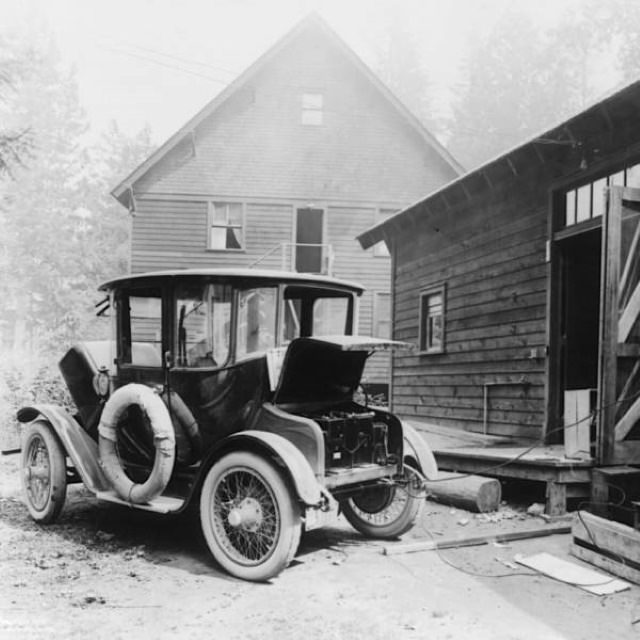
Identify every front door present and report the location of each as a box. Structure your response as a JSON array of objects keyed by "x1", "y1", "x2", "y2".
[
  {"x1": 598, "y1": 186, "x2": 640, "y2": 464},
  {"x1": 295, "y1": 207, "x2": 324, "y2": 273}
]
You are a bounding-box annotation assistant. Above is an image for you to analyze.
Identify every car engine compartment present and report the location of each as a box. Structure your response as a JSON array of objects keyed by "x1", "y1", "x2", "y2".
[{"x1": 302, "y1": 407, "x2": 400, "y2": 470}]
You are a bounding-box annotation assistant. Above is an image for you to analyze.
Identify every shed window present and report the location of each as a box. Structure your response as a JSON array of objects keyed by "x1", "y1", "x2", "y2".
[
  {"x1": 301, "y1": 93, "x2": 323, "y2": 126},
  {"x1": 208, "y1": 202, "x2": 243, "y2": 250},
  {"x1": 562, "y1": 161, "x2": 640, "y2": 228},
  {"x1": 419, "y1": 287, "x2": 445, "y2": 354}
]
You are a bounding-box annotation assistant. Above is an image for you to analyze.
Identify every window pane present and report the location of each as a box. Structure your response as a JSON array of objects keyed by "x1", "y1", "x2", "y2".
[
  {"x1": 210, "y1": 285, "x2": 232, "y2": 365},
  {"x1": 212, "y1": 203, "x2": 227, "y2": 224},
  {"x1": 176, "y1": 283, "x2": 231, "y2": 368},
  {"x1": 302, "y1": 93, "x2": 323, "y2": 109},
  {"x1": 210, "y1": 227, "x2": 227, "y2": 249},
  {"x1": 301, "y1": 109, "x2": 323, "y2": 126},
  {"x1": 576, "y1": 184, "x2": 591, "y2": 223},
  {"x1": 237, "y1": 288, "x2": 277, "y2": 358},
  {"x1": 226, "y1": 226, "x2": 242, "y2": 249},
  {"x1": 313, "y1": 297, "x2": 349, "y2": 335},
  {"x1": 420, "y1": 290, "x2": 444, "y2": 353},
  {"x1": 592, "y1": 178, "x2": 606, "y2": 218},
  {"x1": 610, "y1": 171, "x2": 624, "y2": 186},
  {"x1": 127, "y1": 292, "x2": 162, "y2": 366},
  {"x1": 227, "y1": 203, "x2": 243, "y2": 225},
  {"x1": 565, "y1": 190, "x2": 576, "y2": 226},
  {"x1": 627, "y1": 164, "x2": 640, "y2": 187}
]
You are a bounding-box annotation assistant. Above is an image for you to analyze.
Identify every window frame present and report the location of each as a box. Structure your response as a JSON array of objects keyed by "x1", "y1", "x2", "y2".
[
  {"x1": 207, "y1": 201, "x2": 245, "y2": 252},
  {"x1": 418, "y1": 285, "x2": 446, "y2": 355},
  {"x1": 116, "y1": 285, "x2": 166, "y2": 369}
]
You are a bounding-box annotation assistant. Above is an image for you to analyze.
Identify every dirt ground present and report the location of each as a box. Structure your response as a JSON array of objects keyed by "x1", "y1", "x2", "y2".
[{"x1": 1, "y1": 453, "x2": 639, "y2": 640}]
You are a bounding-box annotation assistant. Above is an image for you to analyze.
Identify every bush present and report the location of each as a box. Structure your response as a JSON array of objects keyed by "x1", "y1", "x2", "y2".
[{"x1": 0, "y1": 351, "x2": 74, "y2": 450}]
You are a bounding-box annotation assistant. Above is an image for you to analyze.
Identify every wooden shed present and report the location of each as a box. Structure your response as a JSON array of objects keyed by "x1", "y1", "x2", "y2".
[{"x1": 358, "y1": 80, "x2": 640, "y2": 514}]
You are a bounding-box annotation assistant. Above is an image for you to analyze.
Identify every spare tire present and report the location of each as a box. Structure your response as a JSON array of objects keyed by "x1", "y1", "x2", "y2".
[{"x1": 98, "y1": 383, "x2": 175, "y2": 504}]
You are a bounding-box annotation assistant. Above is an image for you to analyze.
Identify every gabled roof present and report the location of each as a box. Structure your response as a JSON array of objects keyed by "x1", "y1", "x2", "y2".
[
  {"x1": 358, "y1": 77, "x2": 640, "y2": 249},
  {"x1": 112, "y1": 12, "x2": 462, "y2": 207}
]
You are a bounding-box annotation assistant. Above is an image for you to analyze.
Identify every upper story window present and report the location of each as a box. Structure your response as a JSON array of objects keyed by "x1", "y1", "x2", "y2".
[
  {"x1": 301, "y1": 93, "x2": 323, "y2": 126},
  {"x1": 562, "y1": 162, "x2": 640, "y2": 228},
  {"x1": 208, "y1": 202, "x2": 243, "y2": 250},
  {"x1": 373, "y1": 208, "x2": 397, "y2": 257},
  {"x1": 419, "y1": 286, "x2": 445, "y2": 354}
]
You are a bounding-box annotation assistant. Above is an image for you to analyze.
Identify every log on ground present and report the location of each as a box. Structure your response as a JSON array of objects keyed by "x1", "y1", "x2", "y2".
[{"x1": 425, "y1": 471, "x2": 502, "y2": 512}]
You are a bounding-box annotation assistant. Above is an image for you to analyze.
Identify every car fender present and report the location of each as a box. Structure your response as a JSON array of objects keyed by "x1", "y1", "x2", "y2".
[
  {"x1": 213, "y1": 430, "x2": 324, "y2": 507},
  {"x1": 17, "y1": 404, "x2": 110, "y2": 493},
  {"x1": 402, "y1": 421, "x2": 438, "y2": 480}
]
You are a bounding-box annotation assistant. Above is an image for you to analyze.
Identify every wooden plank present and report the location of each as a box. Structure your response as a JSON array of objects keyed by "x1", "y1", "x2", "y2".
[
  {"x1": 573, "y1": 510, "x2": 640, "y2": 564},
  {"x1": 619, "y1": 281, "x2": 640, "y2": 343},
  {"x1": 598, "y1": 186, "x2": 623, "y2": 465},
  {"x1": 383, "y1": 523, "x2": 571, "y2": 556},
  {"x1": 570, "y1": 543, "x2": 640, "y2": 586}
]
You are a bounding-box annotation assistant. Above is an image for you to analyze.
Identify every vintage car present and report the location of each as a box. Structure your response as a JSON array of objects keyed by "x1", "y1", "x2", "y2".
[{"x1": 18, "y1": 268, "x2": 437, "y2": 581}]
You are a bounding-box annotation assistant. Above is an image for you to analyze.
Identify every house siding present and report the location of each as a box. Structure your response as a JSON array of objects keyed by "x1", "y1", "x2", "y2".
[
  {"x1": 391, "y1": 185, "x2": 549, "y2": 439},
  {"x1": 126, "y1": 19, "x2": 459, "y2": 388}
]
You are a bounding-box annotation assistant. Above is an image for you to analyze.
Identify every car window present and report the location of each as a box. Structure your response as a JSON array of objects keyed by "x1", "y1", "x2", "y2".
[
  {"x1": 120, "y1": 288, "x2": 163, "y2": 367},
  {"x1": 282, "y1": 286, "x2": 352, "y2": 342},
  {"x1": 176, "y1": 283, "x2": 231, "y2": 367},
  {"x1": 312, "y1": 297, "x2": 350, "y2": 335},
  {"x1": 237, "y1": 287, "x2": 277, "y2": 359}
]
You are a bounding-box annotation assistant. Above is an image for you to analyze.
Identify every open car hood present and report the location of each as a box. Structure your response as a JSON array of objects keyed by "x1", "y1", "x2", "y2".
[{"x1": 271, "y1": 335, "x2": 413, "y2": 406}]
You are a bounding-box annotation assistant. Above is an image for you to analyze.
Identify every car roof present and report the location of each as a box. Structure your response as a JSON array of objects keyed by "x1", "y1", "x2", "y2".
[{"x1": 99, "y1": 268, "x2": 365, "y2": 294}]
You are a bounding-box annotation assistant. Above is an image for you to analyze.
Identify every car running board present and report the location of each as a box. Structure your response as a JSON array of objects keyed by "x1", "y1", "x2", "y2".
[{"x1": 95, "y1": 489, "x2": 185, "y2": 513}]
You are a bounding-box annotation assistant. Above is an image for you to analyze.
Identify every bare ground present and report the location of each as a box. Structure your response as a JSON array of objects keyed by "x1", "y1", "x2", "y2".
[{"x1": 1, "y1": 453, "x2": 639, "y2": 640}]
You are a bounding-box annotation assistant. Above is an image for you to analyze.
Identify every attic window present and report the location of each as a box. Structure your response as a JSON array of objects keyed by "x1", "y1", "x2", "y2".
[{"x1": 301, "y1": 93, "x2": 323, "y2": 126}]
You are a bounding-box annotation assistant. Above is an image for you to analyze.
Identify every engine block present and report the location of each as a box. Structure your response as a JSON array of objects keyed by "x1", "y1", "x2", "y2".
[{"x1": 308, "y1": 410, "x2": 391, "y2": 468}]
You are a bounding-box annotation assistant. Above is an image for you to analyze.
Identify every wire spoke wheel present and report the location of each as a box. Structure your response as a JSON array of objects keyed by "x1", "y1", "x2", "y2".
[
  {"x1": 200, "y1": 452, "x2": 301, "y2": 581},
  {"x1": 342, "y1": 467, "x2": 423, "y2": 539},
  {"x1": 21, "y1": 422, "x2": 67, "y2": 524}
]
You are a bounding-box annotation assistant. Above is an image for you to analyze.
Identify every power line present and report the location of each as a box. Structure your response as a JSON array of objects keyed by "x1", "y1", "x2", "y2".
[
  {"x1": 103, "y1": 45, "x2": 231, "y2": 85},
  {"x1": 111, "y1": 40, "x2": 239, "y2": 77}
]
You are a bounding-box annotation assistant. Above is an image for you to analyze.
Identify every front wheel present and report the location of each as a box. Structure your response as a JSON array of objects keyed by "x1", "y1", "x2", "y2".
[
  {"x1": 341, "y1": 467, "x2": 424, "y2": 539},
  {"x1": 21, "y1": 421, "x2": 67, "y2": 524},
  {"x1": 199, "y1": 452, "x2": 302, "y2": 582}
]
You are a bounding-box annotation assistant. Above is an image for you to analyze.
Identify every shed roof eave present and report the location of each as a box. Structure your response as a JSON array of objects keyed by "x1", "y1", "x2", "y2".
[{"x1": 358, "y1": 77, "x2": 640, "y2": 250}]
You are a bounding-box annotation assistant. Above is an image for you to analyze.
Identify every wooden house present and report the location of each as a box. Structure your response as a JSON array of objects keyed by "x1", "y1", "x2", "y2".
[
  {"x1": 111, "y1": 14, "x2": 461, "y2": 395},
  {"x1": 358, "y1": 79, "x2": 640, "y2": 516}
]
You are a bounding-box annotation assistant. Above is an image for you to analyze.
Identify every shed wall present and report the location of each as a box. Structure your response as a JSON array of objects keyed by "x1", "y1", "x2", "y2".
[{"x1": 392, "y1": 183, "x2": 549, "y2": 439}]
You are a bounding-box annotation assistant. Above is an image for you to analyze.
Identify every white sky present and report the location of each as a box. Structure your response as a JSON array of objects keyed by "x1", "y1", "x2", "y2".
[{"x1": 3, "y1": 0, "x2": 586, "y2": 144}]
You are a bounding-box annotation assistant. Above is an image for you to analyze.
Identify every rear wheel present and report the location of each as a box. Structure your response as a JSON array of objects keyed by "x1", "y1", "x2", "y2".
[
  {"x1": 341, "y1": 467, "x2": 423, "y2": 539},
  {"x1": 21, "y1": 421, "x2": 67, "y2": 524},
  {"x1": 200, "y1": 452, "x2": 302, "y2": 581}
]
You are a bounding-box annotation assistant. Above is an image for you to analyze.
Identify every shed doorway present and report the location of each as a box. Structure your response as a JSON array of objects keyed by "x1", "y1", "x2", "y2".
[{"x1": 559, "y1": 228, "x2": 601, "y2": 395}]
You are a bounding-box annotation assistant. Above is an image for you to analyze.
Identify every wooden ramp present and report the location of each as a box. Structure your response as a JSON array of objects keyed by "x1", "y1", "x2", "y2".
[{"x1": 412, "y1": 422, "x2": 593, "y2": 515}]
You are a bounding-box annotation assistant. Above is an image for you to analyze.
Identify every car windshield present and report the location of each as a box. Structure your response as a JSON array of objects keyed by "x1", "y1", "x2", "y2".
[
  {"x1": 282, "y1": 286, "x2": 352, "y2": 343},
  {"x1": 176, "y1": 282, "x2": 232, "y2": 367}
]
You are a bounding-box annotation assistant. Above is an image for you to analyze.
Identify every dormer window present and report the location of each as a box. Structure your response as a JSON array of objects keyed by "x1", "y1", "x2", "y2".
[{"x1": 301, "y1": 93, "x2": 323, "y2": 126}]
